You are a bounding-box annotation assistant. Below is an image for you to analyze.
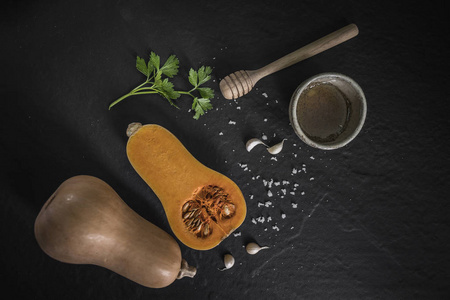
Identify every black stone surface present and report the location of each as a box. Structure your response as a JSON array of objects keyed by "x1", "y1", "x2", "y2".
[{"x1": 4, "y1": 1, "x2": 450, "y2": 299}]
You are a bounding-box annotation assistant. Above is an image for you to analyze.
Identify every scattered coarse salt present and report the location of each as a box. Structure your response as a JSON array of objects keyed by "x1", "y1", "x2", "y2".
[
  {"x1": 262, "y1": 92, "x2": 268, "y2": 98},
  {"x1": 290, "y1": 192, "x2": 295, "y2": 195},
  {"x1": 274, "y1": 181, "x2": 280, "y2": 186},
  {"x1": 249, "y1": 194, "x2": 254, "y2": 199},
  {"x1": 257, "y1": 216, "x2": 265, "y2": 223},
  {"x1": 251, "y1": 218, "x2": 257, "y2": 224},
  {"x1": 263, "y1": 179, "x2": 268, "y2": 187},
  {"x1": 292, "y1": 168, "x2": 298, "y2": 174},
  {"x1": 271, "y1": 157, "x2": 277, "y2": 161},
  {"x1": 283, "y1": 180, "x2": 290, "y2": 185},
  {"x1": 272, "y1": 225, "x2": 280, "y2": 231},
  {"x1": 258, "y1": 202, "x2": 265, "y2": 207},
  {"x1": 228, "y1": 120, "x2": 236, "y2": 125},
  {"x1": 267, "y1": 216, "x2": 272, "y2": 222},
  {"x1": 219, "y1": 132, "x2": 224, "y2": 135},
  {"x1": 301, "y1": 191, "x2": 305, "y2": 196},
  {"x1": 264, "y1": 118, "x2": 268, "y2": 122},
  {"x1": 233, "y1": 232, "x2": 241, "y2": 237},
  {"x1": 262, "y1": 135, "x2": 268, "y2": 140},
  {"x1": 292, "y1": 203, "x2": 298, "y2": 208},
  {"x1": 267, "y1": 190, "x2": 273, "y2": 197},
  {"x1": 310, "y1": 156, "x2": 315, "y2": 160},
  {"x1": 310, "y1": 177, "x2": 315, "y2": 181},
  {"x1": 265, "y1": 201, "x2": 272, "y2": 207},
  {"x1": 237, "y1": 106, "x2": 241, "y2": 110},
  {"x1": 281, "y1": 213, "x2": 286, "y2": 219},
  {"x1": 281, "y1": 189, "x2": 286, "y2": 195}
]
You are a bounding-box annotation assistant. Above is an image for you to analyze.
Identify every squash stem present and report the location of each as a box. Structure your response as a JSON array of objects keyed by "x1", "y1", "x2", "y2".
[{"x1": 177, "y1": 259, "x2": 197, "y2": 279}]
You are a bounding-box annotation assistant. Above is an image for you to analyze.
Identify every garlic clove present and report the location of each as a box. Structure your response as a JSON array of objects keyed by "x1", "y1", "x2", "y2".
[
  {"x1": 267, "y1": 139, "x2": 286, "y2": 155},
  {"x1": 246, "y1": 242, "x2": 269, "y2": 255},
  {"x1": 219, "y1": 253, "x2": 235, "y2": 271},
  {"x1": 245, "y1": 138, "x2": 268, "y2": 152}
]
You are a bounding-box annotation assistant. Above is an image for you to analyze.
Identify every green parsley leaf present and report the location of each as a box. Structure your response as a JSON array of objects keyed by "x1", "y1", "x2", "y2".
[
  {"x1": 188, "y1": 68, "x2": 197, "y2": 87},
  {"x1": 188, "y1": 66, "x2": 213, "y2": 88},
  {"x1": 197, "y1": 87, "x2": 214, "y2": 100},
  {"x1": 160, "y1": 55, "x2": 179, "y2": 78},
  {"x1": 192, "y1": 97, "x2": 213, "y2": 120},
  {"x1": 158, "y1": 78, "x2": 180, "y2": 101},
  {"x1": 149, "y1": 52, "x2": 160, "y2": 71},
  {"x1": 136, "y1": 56, "x2": 149, "y2": 77},
  {"x1": 197, "y1": 66, "x2": 212, "y2": 86}
]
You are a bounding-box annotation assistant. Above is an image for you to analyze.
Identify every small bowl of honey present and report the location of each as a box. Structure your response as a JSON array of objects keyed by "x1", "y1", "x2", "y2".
[{"x1": 289, "y1": 73, "x2": 367, "y2": 150}]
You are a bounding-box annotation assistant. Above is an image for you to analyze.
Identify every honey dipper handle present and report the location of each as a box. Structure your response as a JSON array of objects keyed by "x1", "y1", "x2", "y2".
[{"x1": 252, "y1": 24, "x2": 359, "y2": 81}]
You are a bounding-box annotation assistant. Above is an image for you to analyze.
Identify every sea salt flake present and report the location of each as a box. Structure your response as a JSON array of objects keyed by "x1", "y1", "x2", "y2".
[
  {"x1": 267, "y1": 216, "x2": 272, "y2": 222},
  {"x1": 219, "y1": 132, "x2": 224, "y2": 135},
  {"x1": 258, "y1": 202, "x2": 265, "y2": 207},
  {"x1": 265, "y1": 201, "x2": 272, "y2": 207},
  {"x1": 272, "y1": 225, "x2": 280, "y2": 231},
  {"x1": 292, "y1": 203, "x2": 298, "y2": 208},
  {"x1": 233, "y1": 232, "x2": 241, "y2": 237},
  {"x1": 271, "y1": 157, "x2": 277, "y2": 161},
  {"x1": 281, "y1": 213, "x2": 286, "y2": 219},
  {"x1": 281, "y1": 189, "x2": 286, "y2": 195},
  {"x1": 251, "y1": 218, "x2": 257, "y2": 224},
  {"x1": 310, "y1": 156, "x2": 315, "y2": 160},
  {"x1": 267, "y1": 190, "x2": 273, "y2": 197},
  {"x1": 310, "y1": 177, "x2": 315, "y2": 181},
  {"x1": 274, "y1": 182, "x2": 280, "y2": 186},
  {"x1": 228, "y1": 120, "x2": 236, "y2": 125},
  {"x1": 262, "y1": 92, "x2": 268, "y2": 98},
  {"x1": 262, "y1": 135, "x2": 268, "y2": 140},
  {"x1": 292, "y1": 168, "x2": 298, "y2": 174},
  {"x1": 283, "y1": 180, "x2": 290, "y2": 185}
]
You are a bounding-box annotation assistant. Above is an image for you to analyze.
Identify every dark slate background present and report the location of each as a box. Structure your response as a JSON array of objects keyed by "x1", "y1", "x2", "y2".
[{"x1": 4, "y1": 0, "x2": 450, "y2": 299}]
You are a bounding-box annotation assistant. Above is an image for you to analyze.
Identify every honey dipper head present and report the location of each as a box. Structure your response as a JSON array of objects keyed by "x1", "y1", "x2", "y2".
[{"x1": 219, "y1": 70, "x2": 253, "y2": 100}]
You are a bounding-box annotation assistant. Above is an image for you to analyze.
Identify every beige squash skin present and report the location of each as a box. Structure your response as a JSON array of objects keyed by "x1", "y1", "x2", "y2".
[{"x1": 34, "y1": 175, "x2": 184, "y2": 288}]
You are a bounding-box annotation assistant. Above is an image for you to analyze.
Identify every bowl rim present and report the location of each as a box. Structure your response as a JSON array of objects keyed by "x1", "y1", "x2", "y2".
[{"x1": 289, "y1": 72, "x2": 367, "y2": 150}]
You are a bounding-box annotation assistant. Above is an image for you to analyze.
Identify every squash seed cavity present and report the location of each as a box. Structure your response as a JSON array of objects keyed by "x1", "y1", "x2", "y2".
[{"x1": 182, "y1": 185, "x2": 236, "y2": 238}]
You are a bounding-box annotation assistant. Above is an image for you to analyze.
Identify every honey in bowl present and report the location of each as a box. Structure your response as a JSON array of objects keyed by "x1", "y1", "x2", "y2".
[{"x1": 296, "y1": 82, "x2": 351, "y2": 143}]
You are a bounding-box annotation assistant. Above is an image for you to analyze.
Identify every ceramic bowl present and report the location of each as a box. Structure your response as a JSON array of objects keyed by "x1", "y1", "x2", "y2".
[{"x1": 289, "y1": 72, "x2": 367, "y2": 150}]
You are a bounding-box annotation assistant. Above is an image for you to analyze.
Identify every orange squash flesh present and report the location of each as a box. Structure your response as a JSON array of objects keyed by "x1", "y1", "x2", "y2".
[{"x1": 126, "y1": 123, "x2": 247, "y2": 250}]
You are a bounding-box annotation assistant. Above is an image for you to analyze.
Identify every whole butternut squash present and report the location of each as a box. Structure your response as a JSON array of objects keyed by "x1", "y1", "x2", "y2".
[
  {"x1": 126, "y1": 123, "x2": 247, "y2": 250},
  {"x1": 34, "y1": 175, "x2": 196, "y2": 288}
]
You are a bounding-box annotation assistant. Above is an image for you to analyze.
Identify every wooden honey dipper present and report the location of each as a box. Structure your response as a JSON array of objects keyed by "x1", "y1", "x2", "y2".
[{"x1": 219, "y1": 24, "x2": 359, "y2": 100}]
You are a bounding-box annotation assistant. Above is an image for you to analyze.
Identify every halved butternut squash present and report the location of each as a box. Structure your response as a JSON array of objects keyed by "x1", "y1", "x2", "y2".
[{"x1": 126, "y1": 123, "x2": 247, "y2": 250}]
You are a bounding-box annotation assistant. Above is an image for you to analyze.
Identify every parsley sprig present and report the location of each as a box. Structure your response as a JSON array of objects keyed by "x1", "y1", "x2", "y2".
[{"x1": 109, "y1": 52, "x2": 214, "y2": 119}]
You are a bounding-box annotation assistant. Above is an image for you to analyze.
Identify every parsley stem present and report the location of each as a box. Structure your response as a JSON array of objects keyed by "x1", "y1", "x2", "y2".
[
  {"x1": 178, "y1": 91, "x2": 194, "y2": 98},
  {"x1": 132, "y1": 81, "x2": 149, "y2": 92},
  {"x1": 109, "y1": 89, "x2": 159, "y2": 110},
  {"x1": 109, "y1": 92, "x2": 133, "y2": 110}
]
